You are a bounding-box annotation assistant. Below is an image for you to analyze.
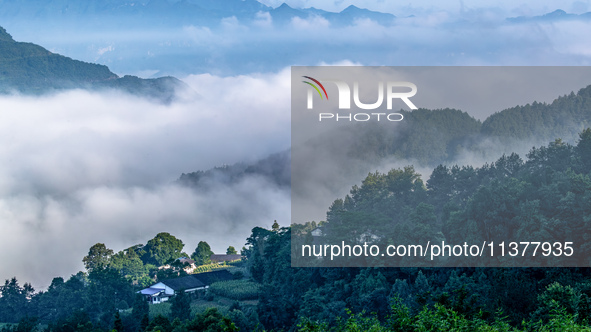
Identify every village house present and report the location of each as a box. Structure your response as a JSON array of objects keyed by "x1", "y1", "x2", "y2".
[
  {"x1": 178, "y1": 257, "x2": 197, "y2": 273},
  {"x1": 138, "y1": 269, "x2": 235, "y2": 304},
  {"x1": 138, "y1": 275, "x2": 206, "y2": 304}
]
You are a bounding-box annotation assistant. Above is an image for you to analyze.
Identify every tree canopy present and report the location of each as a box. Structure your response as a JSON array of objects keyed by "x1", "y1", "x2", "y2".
[
  {"x1": 143, "y1": 232, "x2": 184, "y2": 266},
  {"x1": 82, "y1": 243, "x2": 114, "y2": 273},
  {"x1": 192, "y1": 241, "x2": 214, "y2": 266}
]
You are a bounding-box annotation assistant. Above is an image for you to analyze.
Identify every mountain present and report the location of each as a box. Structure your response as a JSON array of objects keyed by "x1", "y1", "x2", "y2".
[
  {"x1": 268, "y1": 3, "x2": 395, "y2": 26},
  {"x1": 178, "y1": 150, "x2": 290, "y2": 189},
  {"x1": 269, "y1": 3, "x2": 308, "y2": 23},
  {"x1": 482, "y1": 85, "x2": 591, "y2": 143},
  {"x1": 0, "y1": 25, "x2": 185, "y2": 101},
  {"x1": 321, "y1": 84, "x2": 591, "y2": 166},
  {"x1": 507, "y1": 9, "x2": 591, "y2": 23},
  {"x1": 331, "y1": 5, "x2": 395, "y2": 25},
  {"x1": 0, "y1": 0, "x2": 399, "y2": 76},
  {"x1": 181, "y1": 83, "x2": 591, "y2": 193},
  {"x1": 0, "y1": 0, "x2": 395, "y2": 28},
  {"x1": 0, "y1": 26, "x2": 115, "y2": 92}
]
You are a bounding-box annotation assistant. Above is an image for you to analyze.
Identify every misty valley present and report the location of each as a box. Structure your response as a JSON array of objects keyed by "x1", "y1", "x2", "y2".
[
  {"x1": 4, "y1": 126, "x2": 591, "y2": 331},
  {"x1": 3, "y1": 3, "x2": 591, "y2": 331}
]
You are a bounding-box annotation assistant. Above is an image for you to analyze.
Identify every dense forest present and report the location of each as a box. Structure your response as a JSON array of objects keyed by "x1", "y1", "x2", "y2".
[
  {"x1": 336, "y1": 84, "x2": 591, "y2": 166},
  {"x1": 298, "y1": 129, "x2": 591, "y2": 267},
  {"x1": 2, "y1": 129, "x2": 591, "y2": 331}
]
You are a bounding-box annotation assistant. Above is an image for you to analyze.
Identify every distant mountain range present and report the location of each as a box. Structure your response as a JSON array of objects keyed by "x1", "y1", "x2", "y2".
[
  {"x1": 269, "y1": 3, "x2": 395, "y2": 26},
  {"x1": 1, "y1": 1, "x2": 584, "y2": 76},
  {"x1": 508, "y1": 9, "x2": 591, "y2": 23},
  {"x1": 0, "y1": 0, "x2": 395, "y2": 27},
  {"x1": 0, "y1": 25, "x2": 185, "y2": 101},
  {"x1": 3, "y1": 0, "x2": 587, "y2": 29},
  {"x1": 0, "y1": 1, "x2": 401, "y2": 76}
]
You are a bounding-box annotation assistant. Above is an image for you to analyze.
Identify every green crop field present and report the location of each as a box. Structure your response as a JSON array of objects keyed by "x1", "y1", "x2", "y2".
[{"x1": 207, "y1": 280, "x2": 260, "y2": 301}]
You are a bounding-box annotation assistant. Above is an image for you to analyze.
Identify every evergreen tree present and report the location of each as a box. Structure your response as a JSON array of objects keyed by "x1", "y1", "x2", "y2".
[
  {"x1": 132, "y1": 293, "x2": 149, "y2": 329},
  {"x1": 576, "y1": 128, "x2": 591, "y2": 173},
  {"x1": 226, "y1": 246, "x2": 238, "y2": 255},
  {"x1": 170, "y1": 290, "x2": 192, "y2": 322},
  {"x1": 192, "y1": 241, "x2": 214, "y2": 266},
  {"x1": 113, "y1": 311, "x2": 123, "y2": 332},
  {"x1": 272, "y1": 220, "x2": 280, "y2": 232}
]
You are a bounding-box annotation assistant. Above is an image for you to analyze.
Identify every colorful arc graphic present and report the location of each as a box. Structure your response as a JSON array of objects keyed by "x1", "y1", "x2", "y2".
[{"x1": 302, "y1": 76, "x2": 328, "y2": 100}]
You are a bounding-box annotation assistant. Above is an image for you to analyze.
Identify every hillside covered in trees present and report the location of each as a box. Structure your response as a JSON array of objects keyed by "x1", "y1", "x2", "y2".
[
  {"x1": 261, "y1": 128, "x2": 591, "y2": 330},
  {"x1": 0, "y1": 25, "x2": 185, "y2": 102},
  {"x1": 2, "y1": 129, "x2": 591, "y2": 331},
  {"x1": 322, "y1": 85, "x2": 591, "y2": 167},
  {"x1": 179, "y1": 84, "x2": 591, "y2": 193}
]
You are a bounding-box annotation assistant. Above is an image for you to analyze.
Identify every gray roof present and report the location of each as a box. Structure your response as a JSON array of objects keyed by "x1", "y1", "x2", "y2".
[
  {"x1": 192, "y1": 270, "x2": 234, "y2": 285},
  {"x1": 139, "y1": 287, "x2": 164, "y2": 295},
  {"x1": 178, "y1": 257, "x2": 195, "y2": 265},
  {"x1": 162, "y1": 275, "x2": 206, "y2": 291},
  {"x1": 144, "y1": 270, "x2": 235, "y2": 293}
]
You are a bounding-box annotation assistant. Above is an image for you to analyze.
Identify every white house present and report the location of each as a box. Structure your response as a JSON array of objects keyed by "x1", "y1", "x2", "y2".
[
  {"x1": 138, "y1": 270, "x2": 235, "y2": 304},
  {"x1": 138, "y1": 275, "x2": 206, "y2": 304},
  {"x1": 311, "y1": 227, "x2": 323, "y2": 237},
  {"x1": 138, "y1": 284, "x2": 171, "y2": 304}
]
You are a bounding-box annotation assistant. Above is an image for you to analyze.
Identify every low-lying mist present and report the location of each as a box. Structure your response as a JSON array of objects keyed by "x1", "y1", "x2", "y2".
[{"x1": 0, "y1": 69, "x2": 290, "y2": 289}]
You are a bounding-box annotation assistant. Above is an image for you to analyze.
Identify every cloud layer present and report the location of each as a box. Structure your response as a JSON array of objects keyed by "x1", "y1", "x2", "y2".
[
  {"x1": 0, "y1": 70, "x2": 291, "y2": 289},
  {"x1": 4, "y1": 3, "x2": 591, "y2": 77}
]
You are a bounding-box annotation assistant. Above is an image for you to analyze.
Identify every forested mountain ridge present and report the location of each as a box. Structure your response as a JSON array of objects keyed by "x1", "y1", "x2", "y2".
[
  {"x1": 271, "y1": 129, "x2": 591, "y2": 330},
  {"x1": 343, "y1": 108, "x2": 483, "y2": 165},
  {"x1": 177, "y1": 150, "x2": 290, "y2": 189},
  {"x1": 0, "y1": 26, "x2": 115, "y2": 91},
  {"x1": 0, "y1": 25, "x2": 185, "y2": 101},
  {"x1": 345, "y1": 84, "x2": 591, "y2": 166},
  {"x1": 180, "y1": 85, "x2": 591, "y2": 193},
  {"x1": 308, "y1": 131, "x2": 591, "y2": 267},
  {"x1": 482, "y1": 85, "x2": 591, "y2": 143}
]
